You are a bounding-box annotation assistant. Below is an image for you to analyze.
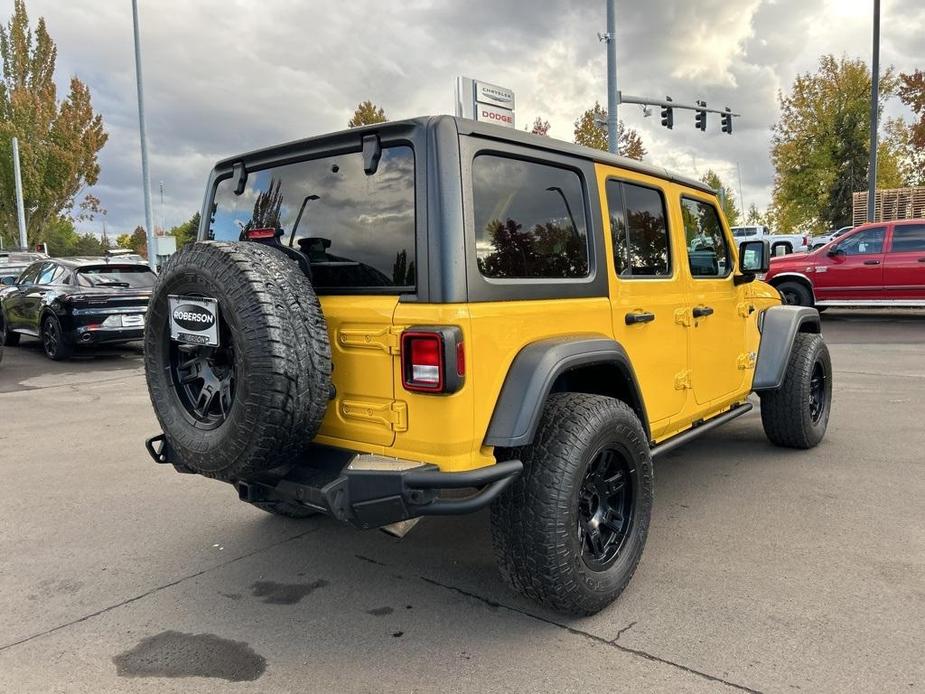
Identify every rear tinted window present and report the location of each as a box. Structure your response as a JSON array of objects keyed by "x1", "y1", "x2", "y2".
[
  {"x1": 732, "y1": 227, "x2": 758, "y2": 238},
  {"x1": 891, "y1": 224, "x2": 925, "y2": 253},
  {"x1": 76, "y1": 265, "x2": 156, "y2": 288},
  {"x1": 209, "y1": 146, "x2": 416, "y2": 290},
  {"x1": 607, "y1": 181, "x2": 671, "y2": 277},
  {"x1": 472, "y1": 155, "x2": 589, "y2": 279}
]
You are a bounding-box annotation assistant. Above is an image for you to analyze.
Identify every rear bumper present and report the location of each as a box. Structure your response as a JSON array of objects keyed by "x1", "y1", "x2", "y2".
[
  {"x1": 72, "y1": 326, "x2": 144, "y2": 344},
  {"x1": 144, "y1": 434, "x2": 522, "y2": 529}
]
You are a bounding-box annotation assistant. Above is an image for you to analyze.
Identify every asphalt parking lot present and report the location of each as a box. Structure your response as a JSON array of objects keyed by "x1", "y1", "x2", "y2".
[{"x1": 1, "y1": 310, "x2": 923, "y2": 693}]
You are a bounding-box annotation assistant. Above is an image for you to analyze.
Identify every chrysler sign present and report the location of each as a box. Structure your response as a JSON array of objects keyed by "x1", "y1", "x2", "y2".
[{"x1": 456, "y1": 76, "x2": 515, "y2": 128}]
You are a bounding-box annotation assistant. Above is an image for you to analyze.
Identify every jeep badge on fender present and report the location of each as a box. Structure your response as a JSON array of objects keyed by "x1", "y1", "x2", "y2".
[{"x1": 167, "y1": 295, "x2": 220, "y2": 346}]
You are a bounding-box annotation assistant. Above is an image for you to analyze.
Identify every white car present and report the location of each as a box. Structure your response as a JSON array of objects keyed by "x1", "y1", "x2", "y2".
[
  {"x1": 731, "y1": 225, "x2": 809, "y2": 254},
  {"x1": 810, "y1": 226, "x2": 852, "y2": 250}
]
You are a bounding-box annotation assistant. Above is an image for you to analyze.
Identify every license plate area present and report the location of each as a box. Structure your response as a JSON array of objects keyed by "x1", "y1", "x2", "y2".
[
  {"x1": 122, "y1": 314, "x2": 145, "y2": 328},
  {"x1": 168, "y1": 295, "x2": 219, "y2": 346}
]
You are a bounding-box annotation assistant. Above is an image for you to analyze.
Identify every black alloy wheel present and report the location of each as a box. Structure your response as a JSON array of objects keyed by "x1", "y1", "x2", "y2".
[
  {"x1": 168, "y1": 319, "x2": 236, "y2": 429},
  {"x1": 41, "y1": 314, "x2": 72, "y2": 360},
  {"x1": 578, "y1": 447, "x2": 635, "y2": 571},
  {"x1": 809, "y1": 359, "x2": 827, "y2": 424}
]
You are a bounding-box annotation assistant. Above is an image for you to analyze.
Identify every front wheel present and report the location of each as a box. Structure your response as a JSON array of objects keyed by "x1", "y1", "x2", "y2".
[
  {"x1": 490, "y1": 393, "x2": 653, "y2": 616},
  {"x1": 759, "y1": 333, "x2": 832, "y2": 449}
]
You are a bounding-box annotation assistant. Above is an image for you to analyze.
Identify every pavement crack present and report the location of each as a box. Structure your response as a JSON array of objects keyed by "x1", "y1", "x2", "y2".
[
  {"x1": 418, "y1": 575, "x2": 762, "y2": 694},
  {"x1": 611, "y1": 620, "x2": 637, "y2": 642},
  {"x1": 0, "y1": 527, "x2": 320, "y2": 654}
]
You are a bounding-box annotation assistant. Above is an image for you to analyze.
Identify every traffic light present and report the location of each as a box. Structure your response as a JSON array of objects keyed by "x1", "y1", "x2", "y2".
[
  {"x1": 721, "y1": 107, "x2": 733, "y2": 134},
  {"x1": 695, "y1": 101, "x2": 707, "y2": 131},
  {"x1": 660, "y1": 97, "x2": 673, "y2": 129}
]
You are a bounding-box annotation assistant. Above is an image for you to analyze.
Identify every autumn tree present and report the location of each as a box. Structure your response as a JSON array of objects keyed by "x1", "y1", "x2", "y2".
[
  {"x1": 898, "y1": 70, "x2": 925, "y2": 149},
  {"x1": 770, "y1": 55, "x2": 904, "y2": 232},
  {"x1": 348, "y1": 100, "x2": 387, "y2": 128},
  {"x1": 573, "y1": 102, "x2": 646, "y2": 160},
  {"x1": 117, "y1": 226, "x2": 147, "y2": 257},
  {"x1": 530, "y1": 117, "x2": 551, "y2": 136},
  {"x1": 700, "y1": 170, "x2": 740, "y2": 226},
  {"x1": 0, "y1": 0, "x2": 107, "y2": 248},
  {"x1": 744, "y1": 203, "x2": 767, "y2": 226}
]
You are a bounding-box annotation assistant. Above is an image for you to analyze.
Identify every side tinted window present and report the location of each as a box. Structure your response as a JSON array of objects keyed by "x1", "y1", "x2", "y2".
[
  {"x1": 681, "y1": 198, "x2": 730, "y2": 278},
  {"x1": 36, "y1": 263, "x2": 57, "y2": 285},
  {"x1": 838, "y1": 227, "x2": 884, "y2": 256},
  {"x1": 607, "y1": 181, "x2": 671, "y2": 277},
  {"x1": 210, "y1": 146, "x2": 416, "y2": 290},
  {"x1": 18, "y1": 263, "x2": 42, "y2": 284},
  {"x1": 473, "y1": 155, "x2": 589, "y2": 279},
  {"x1": 890, "y1": 224, "x2": 925, "y2": 253}
]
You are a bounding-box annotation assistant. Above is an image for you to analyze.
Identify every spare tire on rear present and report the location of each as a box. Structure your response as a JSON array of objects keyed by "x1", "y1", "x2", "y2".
[{"x1": 144, "y1": 241, "x2": 332, "y2": 480}]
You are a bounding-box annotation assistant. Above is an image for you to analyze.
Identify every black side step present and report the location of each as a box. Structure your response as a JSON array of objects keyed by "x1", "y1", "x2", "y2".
[{"x1": 650, "y1": 402, "x2": 753, "y2": 458}]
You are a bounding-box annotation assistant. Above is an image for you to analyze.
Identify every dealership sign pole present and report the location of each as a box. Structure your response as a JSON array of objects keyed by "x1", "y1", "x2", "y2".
[
  {"x1": 131, "y1": 0, "x2": 157, "y2": 271},
  {"x1": 11, "y1": 137, "x2": 27, "y2": 250},
  {"x1": 455, "y1": 77, "x2": 515, "y2": 128}
]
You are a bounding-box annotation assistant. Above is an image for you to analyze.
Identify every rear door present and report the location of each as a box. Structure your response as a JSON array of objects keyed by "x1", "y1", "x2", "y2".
[
  {"x1": 883, "y1": 222, "x2": 925, "y2": 301},
  {"x1": 602, "y1": 172, "x2": 688, "y2": 438},
  {"x1": 208, "y1": 142, "x2": 418, "y2": 448},
  {"x1": 813, "y1": 226, "x2": 885, "y2": 301}
]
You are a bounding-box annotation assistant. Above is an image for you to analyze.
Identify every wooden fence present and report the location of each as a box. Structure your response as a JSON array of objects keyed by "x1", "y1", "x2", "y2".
[{"x1": 852, "y1": 187, "x2": 925, "y2": 226}]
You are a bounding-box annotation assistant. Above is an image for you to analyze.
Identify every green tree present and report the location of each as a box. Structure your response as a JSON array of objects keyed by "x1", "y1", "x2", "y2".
[
  {"x1": 699, "y1": 169, "x2": 740, "y2": 226},
  {"x1": 116, "y1": 226, "x2": 147, "y2": 257},
  {"x1": 744, "y1": 203, "x2": 764, "y2": 225},
  {"x1": 72, "y1": 232, "x2": 104, "y2": 256},
  {"x1": 770, "y1": 55, "x2": 900, "y2": 232},
  {"x1": 43, "y1": 215, "x2": 78, "y2": 256},
  {"x1": 348, "y1": 100, "x2": 387, "y2": 128},
  {"x1": 573, "y1": 102, "x2": 646, "y2": 160},
  {"x1": 170, "y1": 211, "x2": 200, "y2": 249},
  {"x1": 0, "y1": 0, "x2": 107, "y2": 248},
  {"x1": 115, "y1": 233, "x2": 132, "y2": 250}
]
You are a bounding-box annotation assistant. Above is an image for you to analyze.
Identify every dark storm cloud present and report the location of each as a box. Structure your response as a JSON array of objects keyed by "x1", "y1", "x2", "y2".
[{"x1": 7, "y1": 0, "x2": 922, "y2": 233}]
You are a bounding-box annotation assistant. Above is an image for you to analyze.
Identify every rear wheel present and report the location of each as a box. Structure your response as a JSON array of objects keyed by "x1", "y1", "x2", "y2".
[
  {"x1": 41, "y1": 314, "x2": 73, "y2": 360},
  {"x1": 775, "y1": 280, "x2": 813, "y2": 307},
  {"x1": 490, "y1": 393, "x2": 653, "y2": 616},
  {"x1": 759, "y1": 333, "x2": 832, "y2": 449}
]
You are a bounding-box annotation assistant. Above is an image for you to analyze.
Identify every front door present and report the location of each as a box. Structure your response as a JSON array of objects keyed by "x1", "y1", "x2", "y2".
[
  {"x1": 602, "y1": 172, "x2": 688, "y2": 438},
  {"x1": 679, "y1": 196, "x2": 748, "y2": 407},
  {"x1": 813, "y1": 226, "x2": 886, "y2": 301},
  {"x1": 883, "y1": 222, "x2": 925, "y2": 300}
]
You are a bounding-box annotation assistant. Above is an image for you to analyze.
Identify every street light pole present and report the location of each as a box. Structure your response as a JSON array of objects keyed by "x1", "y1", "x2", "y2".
[
  {"x1": 131, "y1": 0, "x2": 157, "y2": 270},
  {"x1": 605, "y1": 0, "x2": 619, "y2": 154},
  {"x1": 11, "y1": 137, "x2": 27, "y2": 249},
  {"x1": 867, "y1": 0, "x2": 880, "y2": 223}
]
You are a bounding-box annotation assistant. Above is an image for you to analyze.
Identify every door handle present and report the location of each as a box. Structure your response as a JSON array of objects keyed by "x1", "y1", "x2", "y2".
[
  {"x1": 863, "y1": 259, "x2": 881, "y2": 265},
  {"x1": 692, "y1": 306, "x2": 714, "y2": 318},
  {"x1": 625, "y1": 311, "x2": 655, "y2": 325}
]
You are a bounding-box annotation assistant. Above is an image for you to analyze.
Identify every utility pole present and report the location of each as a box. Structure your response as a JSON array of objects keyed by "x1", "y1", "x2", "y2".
[
  {"x1": 604, "y1": 0, "x2": 619, "y2": 154},
  {"x1": 11, "y1": 137, "x2": 27, "y2": 250},
  {"x1": 131, "y1": 0, "x2": 157, "y2": 270},
  {"x1": 867, "y1": 0, "x2": 880, "y2": 223}
]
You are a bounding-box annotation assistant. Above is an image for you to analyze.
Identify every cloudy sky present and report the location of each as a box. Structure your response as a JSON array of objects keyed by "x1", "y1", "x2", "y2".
[{"x1": 5, "y1": 0, "x2": 922, "y2": 235}]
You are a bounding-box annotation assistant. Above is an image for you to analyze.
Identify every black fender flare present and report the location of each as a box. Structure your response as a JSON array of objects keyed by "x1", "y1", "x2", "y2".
[
  {"x1": 752, "y1": 305, "x2": 821, "y2": 391},
  {"x1": 484, "y1": 336, "x2": 649, "y2": 448}
]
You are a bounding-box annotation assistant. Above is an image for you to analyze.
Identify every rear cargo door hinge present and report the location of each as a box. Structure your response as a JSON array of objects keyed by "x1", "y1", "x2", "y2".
[
  {"x1": 674, "y1": 308, "x2": 692, "y2": 327},
  {"x1": 737, "y1": 352, "x2": 757, "y2": 370},
  {"x1": 340, "y1": 399, "x2": 408, "y2": 432},
  {"x1": 337, "y1": 326, "x2": 403, "y2": 355},
  {"x1": 673, "y1": 369, "x2": 692, "y2": 390}
]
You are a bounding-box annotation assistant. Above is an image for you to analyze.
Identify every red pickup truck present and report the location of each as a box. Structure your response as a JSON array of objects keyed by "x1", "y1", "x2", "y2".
[{"x1": 763, "y1": 219, "x2": 925, "y2": 307}]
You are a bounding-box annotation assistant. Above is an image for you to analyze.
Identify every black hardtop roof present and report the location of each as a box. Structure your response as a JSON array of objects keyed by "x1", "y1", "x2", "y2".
[{"x1": 215, "y1": 114, "x2": 714, "y2": 195}]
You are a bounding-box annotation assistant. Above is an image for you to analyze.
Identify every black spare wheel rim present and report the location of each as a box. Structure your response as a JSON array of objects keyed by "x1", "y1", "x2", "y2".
[
  {"x1": 809, "y1": 358, "x2": 827, "y2": 423},
  {"x1": 168, "y1": 314, "x2": 236, "y2": 429},
  {"x1": 578, "y1": 445, "x2": 635, "y2": 571}
]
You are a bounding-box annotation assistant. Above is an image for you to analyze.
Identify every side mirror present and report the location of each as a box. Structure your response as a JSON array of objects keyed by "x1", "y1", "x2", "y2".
[
  {"x1": 827, "y1": 247, "x2": 844, "y2": 258},
  {"x1": 738, "y1": 239, "x2": 770, "y2": 274}
]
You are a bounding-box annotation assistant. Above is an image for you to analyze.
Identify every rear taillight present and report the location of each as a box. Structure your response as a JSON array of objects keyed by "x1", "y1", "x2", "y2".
[{"x1": 401, "y1": 327, "x2": 465, "y2": 394}]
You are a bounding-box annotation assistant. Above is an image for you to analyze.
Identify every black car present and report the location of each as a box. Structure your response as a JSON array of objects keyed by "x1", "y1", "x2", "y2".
[{"x1": 0, "y1": 257, "x2": 154, "y2": 360}]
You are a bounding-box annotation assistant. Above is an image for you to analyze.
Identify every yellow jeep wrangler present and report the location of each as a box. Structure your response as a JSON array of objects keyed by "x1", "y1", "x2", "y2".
[{"x1": 143, "y1": 116, "x2": 832, "y2": 615}]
